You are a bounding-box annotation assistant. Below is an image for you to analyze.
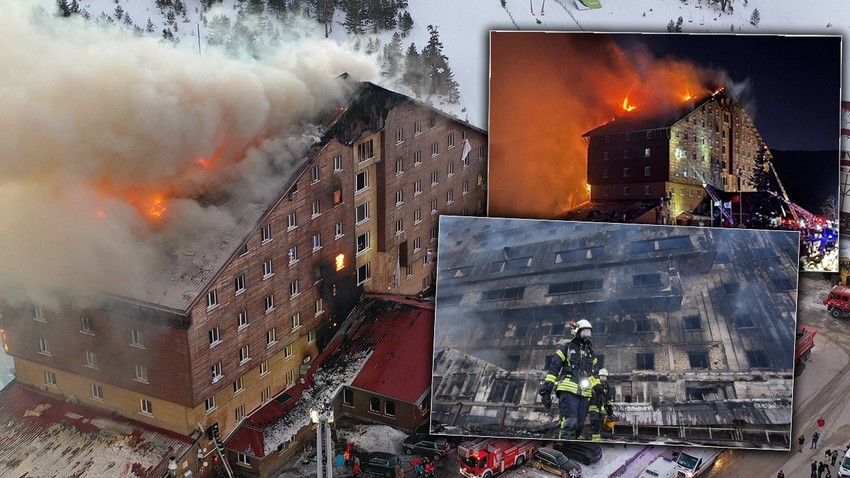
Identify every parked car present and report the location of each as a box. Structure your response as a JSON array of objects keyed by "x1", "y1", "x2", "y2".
[
  {"x1": 402, "y1": 434, "x2": 451, "y2": 460},
  {"x1": 550, "y1": 441, "x2": 602, "y2": 466},
  {"x1": 361, "y1": 452, "x2": 401, "y2": 477},
  {"x1": 531, "y1": 447, "x2": 582, "y2": 478},
  {"x1": 839, "y1": 448, "x2": 850, "y2": 477}
]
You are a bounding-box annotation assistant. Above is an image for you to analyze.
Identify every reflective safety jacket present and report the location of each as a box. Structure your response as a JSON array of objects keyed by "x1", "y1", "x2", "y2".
[
  {"x1": 543, "y1": 338, "x2": 597, "y2": 397},
  {"x1": 588, "y1": 381, "x2": 613, "y2": 414}
]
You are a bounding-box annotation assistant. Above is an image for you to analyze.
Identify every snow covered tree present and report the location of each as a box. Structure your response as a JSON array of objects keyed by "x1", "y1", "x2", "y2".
[
  {"x1": 114, "y1": 4, "x2": 124, "y2": 21},
  {"x1": 208, "y1": 14, "x2": 232, "y2": 45},
  {"x1": 747, "y1": 146, "x2": 782, "y2": 228},
  {"x1": 155, "y1": 0, "x2": 172, "y2": 13},
  {"x1": 166, "y1": 10, "x2": 176, "y2": 25},
  {"x1": 750, "y1": 8, "x2": 760, "y2": 26},
  {"x1": 402, "y1": 42, "x2": 423, "y2": 97},
  {"x1": 344, "y1": 0, "x2": 365, "y2": 35},
  {"x1": 246, "y1": 0, "x2": 265, "y2": 15},
  {"x1": 123, "y1": 13, "x2": 133, "y2": 26},
  {"x1": 267, "y1": 0, "x2": 288, "y2": 18},
  {"x1": 162, "y1": 27, "x2": 174, "y2": 41},
  {"x1": 146, "y1": 18, "x2": 155, "y2": 32},
  {"x1": 421, "y1": 25, "x2": 457, "y2": 98},
  {"x1": 382, "y1": 32, "x2": 404, "y2": 77},
  {"x1": 399, "y1": 10, "x2": 413, "y2": 36}
]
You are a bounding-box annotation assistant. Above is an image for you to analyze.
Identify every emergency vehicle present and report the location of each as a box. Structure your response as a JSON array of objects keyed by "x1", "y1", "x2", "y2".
[
  {"x1": 457, "y1": 438, "x2": 536, "y2": 478},
  {"x1": 823, "y1": 285, "x2": 850, "y2": 318},
  {"x1": 674, "y1": 447, "x2": 721, "y2": 477}
]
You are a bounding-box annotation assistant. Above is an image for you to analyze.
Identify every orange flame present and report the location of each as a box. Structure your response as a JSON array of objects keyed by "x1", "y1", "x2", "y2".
[
  {"x1": 622, "y1": 96, "x2": 636, "y2": 112},
  {"x1": 147, "y1": 195, "x2": 167, "y2": 219},
  {"x1": 683, "y1": 88, "x2": 693, "y2": 101}
]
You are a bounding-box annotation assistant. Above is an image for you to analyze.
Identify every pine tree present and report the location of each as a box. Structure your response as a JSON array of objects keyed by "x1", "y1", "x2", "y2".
[
  {"x1": 344, "y1": 0, "x2": 365, "y2": 35},
  {"x1": 267, "y1": 0, "x2": 288, "y2": 18},
  {"x1": 421, "y1": 25, "x2": 454, "y2": 97},
  {"x1": 114, "y1": 4, "x2": 124, "y2": 21},
  {"x1": 747, "y1": 145, "x2": 782, "y2": 228},
  {"x1": 162, "y1": 27, "x2": 174, "y2": 41},
  {"x1": 57, "y1": 0, "x2": 72, "y2": 17},
  {"x1": 750, "y1": 8, "x2": 760, "y2": 26},
  {"x1": 382, "y1": 32, "x2": 404, "y2": 76},
  {"x1": 246, "y1": 0, "x2": 265, "y2": 16},
  {"x1": 208, "y1": 14, "x2": 232, "y2": 45},
  {"x1": 399, "y1": 10, "x2": 413, "y2": 36},
  {"x1": 123, "y1": 13, "x2": 133, "y2": 26},
  {"x1": 70, "y1": 0, "x2": 79, "y2": 14},
  {"x1": 146, "y1": 18, "x2": 155, "y2": 32},
  {"x1": 166, "y1": 10, "x2": 176, "y2": 25},
  {"x1": 402, "y1": 42, "x2": 423, "y2": 97}
]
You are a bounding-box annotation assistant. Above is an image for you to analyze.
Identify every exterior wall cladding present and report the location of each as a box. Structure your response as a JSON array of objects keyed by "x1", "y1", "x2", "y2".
[
  {"x1": 0, "y1": 83, "x2": 487, "y2": 440},
  {"x1": 432, "y1": 220, "x2": 798, "y2": 435},
  {"x1": 586, "y1": 91, "x2": 767, "y2": 217}
]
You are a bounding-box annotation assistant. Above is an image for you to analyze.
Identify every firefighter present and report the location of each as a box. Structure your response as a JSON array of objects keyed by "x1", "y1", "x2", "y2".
[
  {"x1": 538, "y1": 319, "x2": 597, "y2": 440},
  {"x1": 588, "y1": 368, "x2": 615, "y2": 441}
]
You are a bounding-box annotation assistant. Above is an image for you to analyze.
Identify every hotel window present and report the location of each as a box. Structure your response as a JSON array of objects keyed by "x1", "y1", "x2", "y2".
[
  {"x1": 623, "y1": 167, "x2": 629, "y2": 178},
  {"x1": 233, "y1": 377, "x2": 244, "y2": 394},
  {"x1": 289, "y1": 246, "x2": 298, "y2": 263},
  {"x1": 357, "y1": 139, "x2": 375, "y2": 162},
  {"x1": 414, "y1": 179, "x2": 422, "y2": 195},
  {"x1": 396, "y1": 128, "x2": 404, "y2": 144},
  {"x1": 205, "y1": 396, "x2": 217, "y2": 413},
  {"x1": 603, "y1": 151, "x2": 609, "y2": 161},
  {"x1": 644, "y1": 185, "x2": 651, "y2": 195},
  {"x1": 478, "y1": 146, "x2": 486, "y2": 159},
  {"x1": 45, "y1": 370, "x2": 57, "y2": 387},
  {"x1": 357, "y1": 263, "x2": 371, "y2": 285},
  {"x1": 235, "y1": 404, "x2": 245, "y2": 421},
  {"x1": 312, "y1": 233, "x2": 322, "y2": 251},
  {"x1": 447, "y1": 161, "x2": 454, "y2": 176},
  {"x1": 335, "y1": 221, "x2": 344, "y2": 238},
  {"x1": 448, "y1": 133, "x2": 455, "y2": 148},
  {"x1": 413, "y1": 237, "x2": 421, "y2": 252},
  {"x1": 261, "y1": 386, "x2": 271, "y2": 403},
  {"x1": 395, "y1": 189, "x2": 404, "y2": 205},
  {"x1": 395, "y1": 219, "x2": 404, "y2": 235},
  {"x1": 235, "y1": 274, "x2": 246, "y2": 294},
  {"x1": 260, "y1": 360, "x2": 269, "y2": 376},
  {"x1": 343, "y1": 388, "x2": 354, "y2": 406},
  {"x1": 207, "y1": 289, "x2": 218, "y2": 309},
  {"x1": 261, "y1": 224, "x2": 271, "y2": 243},
  {"x1": 430, "y1": 198, "x2": 438, "y2": 215},
  {"x1": 431, "y1": 170, "x2": 439, "y2": 186},
  {"x1": 34, "y1": 304, "x2": 46, "y2": 322},
  {"x1": 430, "y1": 226, "x2": 438, "y2": 242},
  {"x1": 291, "y1": 313, "x2": 301, "y2": 330},
  {"x1": 290, "y1": 280, "x2": 300, "y2": 298},
  {"x1": 462, "y1": 180, "x2": 469, "y2": 195},
  {"x1": 333, "y1": 155, "x2": 342, "y2": 171},
  {"x1": 636, "y1": 353, "x2": 655, "y2": 370},
  {"x1": 238, "y1": 244, "x2": 248, "y2": 256},
  {"x1": 287, "y1": 211, "x2": 297, "y2": 229},
  {"x1": 209, "y1": 326, "x2": 221, "y2": 346},
  {"x1": 239, "y1": 345, "x2": 251, "y2": 363},
  {"x1": 644, "y1": 147, "x2": 651, "y2": 157},
  {"x1": 286, "y1": 369, "x2": 296, "y2": 388},
  {"x1": 237, "y1": 453, "x2": 250, "y2": 466},
  {"x1": 603, "y1": 187, "x2": 609, "y2": 198},
  {"x1": 211, "y1": 362, "x2": 223, "y2": 382},
  {"x1": 285, "y1": 342, "x2": 294, "y2": 359},
  {"x1": 414, "y1": 208, "x2": 422, "y2": 224},
  {"x1": 140, "y1": 399, "x2": 153, "y2": 416},
  {"x1": 413, "y1": 150, "x2": 422, "y2": 166},
  {"x1": 79, "y1": 316, "x2": 94, "y2": 334},
  {"x1": 308, "y1": 328, "x2": 317, "y2": 343},
  {"x1": 431, "y1": 141, "x2": 439, "y2": 157},
  {"x1": 414, "y1": 120, "x2": 422, "y2": 135},
  {"x1": 644, "y1": 166, "x2": 651, "y2": 176},
  {"x1": 266, "y1": 328, "x2": 277, "y2": 346},
  {"x1": 311, "y1": 200, "x2": 321, "y2": 217},
  {"x1": 646, "y1": 131, "x2": 652, "y2": 139},
  {"x1": 623, "y1": 149, "x2": 630, "y2": 159},
  {"x1": 135, "y1": 364, "x2": 149, "y2": 383},
  {"x1": 356, "y1": 202, "x2": 370, "y2": 223},
  {"x1": 395, "y1": 158, "x2": 404, "y2": 175},
  {"x1": 38, "y1": 337, "x2": 51, "y2": 355},
  {"x1": 315, "y1": 299, "x2": 324, "y2": 316},
  {"x1": 310, "y1": 165, "x2": 320, "y2": 183},
  {"x1": 264, "y1": 294, "x2": 275, "y2": 313},
  {"x1": 91, "y1": 384, "x2": 104, "y2": 400},
  {"x1": 446, "y1": 189, "x2": 454, "y2": 204},
  {"x1": 357, "y1": 232, "x2": 370, "y2": 254},
  {"x1": 85, "y1": 350, "x2": 98, "y2": 368},
  {"x1": 238, "y1": 310, "x2": 249, "y2": 329},
  {"x1": 406, "y1": 264, "x2": 413, "y2": 277},
  {"x1": 429, "y1": 113, "x2": 436, "y2": 128},
  {"x1": 602, "y1": 169, "x2": 609, "y2": 179},
  {"x1": 131, "y1": 329, "x2": 144, "y2": 347},
  {"x1": 623, "y1": 186, "x2": 630, "y2": 196}
]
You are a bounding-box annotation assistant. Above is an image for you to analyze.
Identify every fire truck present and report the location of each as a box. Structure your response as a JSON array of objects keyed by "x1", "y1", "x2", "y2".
[
  {"x1": 795, "y1": 326, "x2": 817, "y2": 375},
  {"x1": 823, "y1": 285, "x2": 850, "y2": 318},
  {"x1": 458, "y1": 438, "x2": 537, "y2": 478}
]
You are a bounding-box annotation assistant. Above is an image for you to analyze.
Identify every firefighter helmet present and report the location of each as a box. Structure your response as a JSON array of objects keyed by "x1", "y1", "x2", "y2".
[
  {"x1": 575, "y1": 319, "x2": 593, "y2": 332},
  {"x1": 603, "y1": 416, "x2": 617, "y2": 431},
  {"x1": 598, "y1": 368, "x2": 609, "y2": 377}
]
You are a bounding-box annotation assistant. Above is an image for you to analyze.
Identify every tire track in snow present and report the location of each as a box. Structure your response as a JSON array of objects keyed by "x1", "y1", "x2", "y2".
[{"x1": 552, "y1": 0, "x2": 584, "y2": 30}]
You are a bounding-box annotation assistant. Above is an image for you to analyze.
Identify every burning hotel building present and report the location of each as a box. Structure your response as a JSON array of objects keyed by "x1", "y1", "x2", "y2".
[
  {"x1": 431, "y1": 217, "x2": 799, "y2": 449},
  {"x1": 579, "y1": 88, "x2": 766, "y2": 223},
  {"x1": 0, "y1": 81, "x2": 486, "y2": 472}
]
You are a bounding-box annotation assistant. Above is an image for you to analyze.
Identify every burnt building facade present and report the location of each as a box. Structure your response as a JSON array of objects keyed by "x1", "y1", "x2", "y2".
[
  {"x1": 583, "y1": 89, "x2": 767, "y2": 220},
  {"x1": 431, "y1": 217, "x2": 798, "y2": 448},
  {"x1": 0, "y1": 81, "x2": 486, "y2": 474}
]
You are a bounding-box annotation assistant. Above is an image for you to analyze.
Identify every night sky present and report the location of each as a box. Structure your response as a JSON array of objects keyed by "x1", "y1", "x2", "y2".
[{"x1": 615, "y1": 33, "x2": 842, "y2": 151}]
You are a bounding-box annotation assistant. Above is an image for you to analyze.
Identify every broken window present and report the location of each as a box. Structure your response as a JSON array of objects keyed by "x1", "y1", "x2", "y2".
[
  {"x1": 682, "y1": 315, "x2": 702, "y2": 331},
  {"x1": 369, "y1": 396, "x2": 380, "y2": 413},
  {"x1": 689, "y1": 351, "x2": 709, "y2": 369},
  {"x1": 343, "y1": 388, "x2": 353, "y2": 406},
  {"x1": 636, "y1": 353, "x2": 655, "y2": 370},
  {"x1": 746, "y1": 350, "x2": 769, "y2": 368},
  {"x1": 735, "y1": 314, "x2": 755, "y2": 328},
  {"x1": 555, "y1": 246, "x2": 605, "y2": 263},
  {"x1": 633, "y1": 273, "x2": 662, "y2": 287},
  {"x1": 481, "y1": 287, "x2": 525, "y2": 301},
  {"x1": 723, "y1": 283, "x2": 741, "y2": 295},
  {"x1": 504, "y1": 355, "x2": 520, "y2": 370},
  {"x1": 439, "y1": 295, "x2": 463, "y2": 306},
  {"x1": 635, "y1": 318, "x2": 652, "y2": 332},
  {"x1": 772, "y1": 278, "x2": 795, "y2": 291},
  {"x1": 548, "y1": 279, "x2": 603, "y2": 294}
]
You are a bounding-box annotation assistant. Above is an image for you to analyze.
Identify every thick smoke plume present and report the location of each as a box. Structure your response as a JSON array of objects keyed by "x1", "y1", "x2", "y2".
[
  {"x1": 488, "y1": 32, "x2": 734, "y2": 219},
  {"x1": 0, "y1": 2, "x2": 378, "y2": 308}
]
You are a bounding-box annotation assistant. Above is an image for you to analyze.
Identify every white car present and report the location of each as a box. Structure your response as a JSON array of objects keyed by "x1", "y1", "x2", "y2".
[
  {"x1": 639, "y1": 455, "x2": 678, "y2": 478},
  {"x1": 839, "y1": 449, "x2": 850, "y2": 477}
]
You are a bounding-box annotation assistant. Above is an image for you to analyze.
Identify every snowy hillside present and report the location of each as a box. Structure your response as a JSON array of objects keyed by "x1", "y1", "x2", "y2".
[{"x1": 46, "y1": 0, "x2": 850, "y2": 129}]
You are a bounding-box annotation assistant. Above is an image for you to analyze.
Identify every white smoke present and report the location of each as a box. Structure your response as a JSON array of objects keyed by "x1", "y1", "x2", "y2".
[{"x1": 0, "y1": 1, "x2": 379, "y2": 308}]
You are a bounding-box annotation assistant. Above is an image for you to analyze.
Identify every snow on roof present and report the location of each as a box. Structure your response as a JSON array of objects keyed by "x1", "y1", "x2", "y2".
[
  {"x1": 224, "y1": 295, "x2": 434, "y2": 457},
  {"x1": 0, "y1": 382, "x2": 194, "y2": 478}
]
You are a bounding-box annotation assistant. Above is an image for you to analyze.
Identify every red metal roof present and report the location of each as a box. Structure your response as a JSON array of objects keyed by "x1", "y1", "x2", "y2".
[
  {"x1": 0, "y1": 382, "x2": 194, "y2": 477},
  {"x1": 350, "y1": 303, "x2": 434, "y2": 403}
]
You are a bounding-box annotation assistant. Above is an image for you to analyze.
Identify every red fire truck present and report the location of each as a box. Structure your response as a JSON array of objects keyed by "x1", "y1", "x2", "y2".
[
  {"x1": 458, "y1": 438, "x2": 537, "y2": 478},
  {"x1": 824, "y1": 285, "x2": 850, "y2": 319},
  {"x1": 795, "y1": 326, "x2": 817, "y2": 375}
]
